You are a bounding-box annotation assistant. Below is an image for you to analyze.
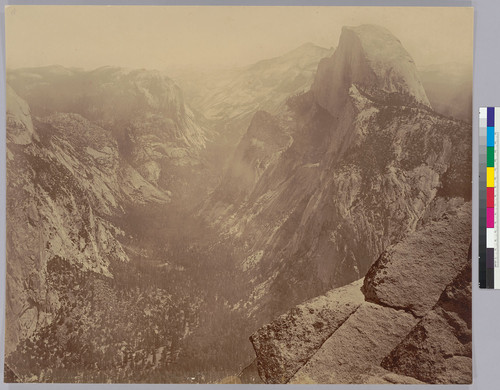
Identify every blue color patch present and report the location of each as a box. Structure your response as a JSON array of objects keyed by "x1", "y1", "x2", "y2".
[
  {"x1": 488, "y1": 127, "x2": 495, "y2": 146},
  {"x1": 488, "y1": 107, "x2": 495, "y2": 126}
]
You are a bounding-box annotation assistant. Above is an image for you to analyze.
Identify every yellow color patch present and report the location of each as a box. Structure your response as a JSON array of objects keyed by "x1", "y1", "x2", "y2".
[{"x1": 488, "y1": 167, "x2": 495, "y2": 187}]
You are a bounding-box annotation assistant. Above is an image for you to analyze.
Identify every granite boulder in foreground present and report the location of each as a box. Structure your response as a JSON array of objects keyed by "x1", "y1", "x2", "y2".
[
  {"x1": 362, "y1": 204, "x2": 471, "y2": 317},
  {"x1": 381, "y1": 261, "x2": 472, "y2": 384},
  {"x1": 249, "y1": 203, "x2": 471, "y2": 384},
  {"x1": 250, "y1": 279, "x2": 364, "y2": 383}
]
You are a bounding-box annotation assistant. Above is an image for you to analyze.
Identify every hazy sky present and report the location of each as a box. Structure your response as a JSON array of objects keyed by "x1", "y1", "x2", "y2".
[{"x1": 5, "y1": 6, "x2": 473, "y2": 71}]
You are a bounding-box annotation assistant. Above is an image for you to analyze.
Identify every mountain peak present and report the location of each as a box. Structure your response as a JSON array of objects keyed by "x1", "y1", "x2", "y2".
[{"x1": 313, "y1": 24, "x2": 430, "y2": 114}]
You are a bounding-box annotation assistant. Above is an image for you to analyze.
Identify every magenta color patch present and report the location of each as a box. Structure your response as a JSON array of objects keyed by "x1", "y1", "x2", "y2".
[{"x1": 487, "y1": 207, "x2": 495, "y2": 228}]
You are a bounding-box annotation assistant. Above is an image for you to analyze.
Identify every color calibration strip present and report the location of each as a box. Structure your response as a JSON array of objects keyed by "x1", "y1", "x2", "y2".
[{"x1": 479, "y1": 107, "x2": 499, "y2": 288}]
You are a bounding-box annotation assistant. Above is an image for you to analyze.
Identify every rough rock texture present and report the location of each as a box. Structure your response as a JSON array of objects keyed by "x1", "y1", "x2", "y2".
[
  {"x1": 289, "y1": 303, "x2": 418, "y2": 384},
  {"x1": 354, "y1": 368, "x2": 424, "y2": 385},
  {"x1": 249, "y1": 279, "x2": 364, "y2": 383},
  {"x1": 4, "y1": 364, "x2": 20, "y2": 383},
  {"x1": 381, "y1": 261, "x2": 472, "y2": 384},
  {"x1": 289, "y1": 361, "x2": 423, "y2": 384},
  {"x1": 251, "y1": 206, "x2": 471, "y2": 384},
  {"x1": 362, "y1": 203, "x2": 471, "y2": 317},
  {"x1": 207, "y1": 23, "x2": 471, "y2": 326},
  {"x1": 5, "y1": 87, "x2": 171, "y2": 356}
]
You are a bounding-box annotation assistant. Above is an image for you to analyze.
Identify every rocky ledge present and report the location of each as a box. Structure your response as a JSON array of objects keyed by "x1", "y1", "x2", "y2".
[{"x1": 249, "y1": 202, "x2": 471, "y2": 384}]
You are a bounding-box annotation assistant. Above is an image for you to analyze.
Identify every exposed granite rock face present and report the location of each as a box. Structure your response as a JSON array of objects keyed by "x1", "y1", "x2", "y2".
[
  {"x1": 313, "y1": 24, "x2": 430, "y2": 117},
  {"x1": 362, "y1": 203, "x2": 471, "y2": 317},
  {"x1": 289, "y1": 358, "x2": 423, "y2": 384},
  {"x1": 289, "y1": 303, "x2": 418, "y2": 384},
  {"x1": 205, "y1": 24, "x2": 471, "y2": 326},
  {"x1": 249, "y1": 279, "x2": 364, "y2": 383},
  {"x1": 354, "y1": 368, "x2": 424, "y2": 384},
  {"x1": 381, "y1": 261, "x2": 472, "y2": 384},
  {"x1": 5, "y1": 25, "x2": 472, "y2": 384},
  {"x1": 5, "y1": 87, "x2": 171, "y2": 356},
  {"x1": 250, "y1": 204, "x2": 471, "y2": 384}
]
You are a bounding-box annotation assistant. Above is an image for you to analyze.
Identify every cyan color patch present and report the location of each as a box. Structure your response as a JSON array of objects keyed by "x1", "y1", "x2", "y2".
[{"x1": 488, "y1": 126, "x2": 495, "y2": 146}]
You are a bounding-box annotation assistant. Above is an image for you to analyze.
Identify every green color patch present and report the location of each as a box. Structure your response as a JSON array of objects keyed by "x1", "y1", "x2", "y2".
[{"x1": 488, "y1": 147, "x2": 495, "y2": 167}]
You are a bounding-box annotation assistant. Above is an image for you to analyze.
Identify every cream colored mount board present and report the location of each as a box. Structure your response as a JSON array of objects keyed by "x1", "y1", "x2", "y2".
[{"x1": 4, "y1": 5, "x2": 473, "y2": 384}]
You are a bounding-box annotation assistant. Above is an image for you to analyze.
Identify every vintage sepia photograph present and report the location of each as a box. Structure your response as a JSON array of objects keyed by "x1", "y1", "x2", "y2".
[{"x1": 4, "y1": 6, "x2": 473, "y2": 384}]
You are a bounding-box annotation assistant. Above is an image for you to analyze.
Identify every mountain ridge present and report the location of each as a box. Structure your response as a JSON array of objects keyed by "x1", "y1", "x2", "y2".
[
  {"x1": 5, "y1": 87, "x2": 170, "y2": 355},
  {"x1": 203, "y1": 24, "x2": 471, "y2": 346},
  {"x1": 5, "y1": 23, "x2": 472, "y2": 384}
]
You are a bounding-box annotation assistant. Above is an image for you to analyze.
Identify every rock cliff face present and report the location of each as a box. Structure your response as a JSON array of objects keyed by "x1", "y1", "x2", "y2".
[
  {"x1": 362, "y1": 203, "x2": 471, "y2": 317},
  {"x1": 250, "y1": 205, "x2": 471, "y2": 384},
  {"x1": 5, "y1": 86, "x2": 170, "y2": 356},
  {"x1": 313, "y1": 25, "x2": 430, "y2": 117},
  {"x1": 231, "y1": 24, "x2": 472, "y2": 384},
  {"x1": 381, "y1": 261, "x2": 472, "y2": 384},
  {"x1": 206, "y1": 24, "x2": 471, "y2": 323},
  {"x1": 250, "y1": 280, "x2": 364, "y2": 383}
]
